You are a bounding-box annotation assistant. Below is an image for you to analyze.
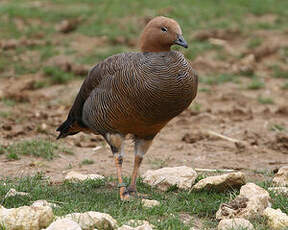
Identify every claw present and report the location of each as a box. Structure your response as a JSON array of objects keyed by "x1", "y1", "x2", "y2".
[
  {"x1": 120, "y1": 187, "x2": 130, "y2": 201},
  {"x1": 126, "y1": 186, "x2": 137, "y2": 197}
]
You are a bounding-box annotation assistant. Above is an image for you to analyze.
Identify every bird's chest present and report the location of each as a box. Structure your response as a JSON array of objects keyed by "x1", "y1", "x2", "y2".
[{"x1": 129, "y1": 72, "x2": 194, "y2": 122}]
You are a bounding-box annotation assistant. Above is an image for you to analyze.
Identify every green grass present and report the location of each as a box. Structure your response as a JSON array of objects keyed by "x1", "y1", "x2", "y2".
[
  {"x1": 247, "y1": 78, "x2": 265, "y2": 90},
  {"x1": 0, "y1": 174, "x2": 231, "y2": 229},
  {"x1": 0, "y1": 111, "x2": 11, "y2": 118},
  {"x1": 247, "y1": 37, "x2": 263, "y2": 49},
  {"x1": 282, "y1": 82, "x2": 288, "y2": 90},
  {"x1": 257, "y1": 96, "x2": 274, "y2": 105},
  {"x1": 199, "y1": 87, "x2": 211, "y2": 93},
  {"x1": 0, "y1": 98, "x2": 17, "y2": 107},
  {"x1": 43, "y1": 66, "x2": 77, "y2": 84},
  {"x1": 0, "y1": 146, "x2": 6, "y2": 155},
  {"x1": 1, "y1": 139, "x2": 72, "y2": 160},
  {"x1": 184, "y1": 41, "x2": 220, "y2": 61},
  {"x1": 272, "y1": 65, "x2": 288, "y2": 79},
  {"x1": 81, "y1": 159, "x2": 95, "y2": 165},
  {"x1": 200, "y1": 74, "x2": 240, "y2": 85},
  {"x1": 0, "y1": 0, "x2": 288, "y2": 82},
  {"x1": 189, "y1": 103, "x2": 202, "y2": 113},
  {"x1": 77, "y1": 45, "x2": 127, "y2": 65},
  {"x1": 0, "y1": 174, "x2": 287, "y2": 229},
  {"x1": 270, "y1": 124, "x2": 286, "y2": 132}
]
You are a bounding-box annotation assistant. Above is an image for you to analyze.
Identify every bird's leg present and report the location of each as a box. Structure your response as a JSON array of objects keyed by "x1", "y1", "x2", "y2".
[
  {"x1": 106, "y1": 133, "x2": 127, "y2": 200},
  {"x1": 127, "y1": 138, "x2": 152, "y2": 195}
]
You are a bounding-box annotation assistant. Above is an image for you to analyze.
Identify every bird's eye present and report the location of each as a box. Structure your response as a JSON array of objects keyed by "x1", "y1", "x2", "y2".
[{"x1": 161, "y1": 27, "x2": 168, "y2": 32}]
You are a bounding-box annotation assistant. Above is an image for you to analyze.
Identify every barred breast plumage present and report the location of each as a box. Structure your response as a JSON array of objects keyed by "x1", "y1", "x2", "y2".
[{"x1": 74, "y1": 50, "x2": 197, "y2": 139}]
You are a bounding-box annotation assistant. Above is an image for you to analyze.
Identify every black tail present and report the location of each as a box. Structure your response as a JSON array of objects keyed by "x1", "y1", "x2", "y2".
[{"x1": 56, "y1": 117, "x2": 77, "y2": 139}]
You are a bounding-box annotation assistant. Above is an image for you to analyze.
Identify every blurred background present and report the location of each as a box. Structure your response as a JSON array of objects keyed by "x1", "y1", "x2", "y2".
[{"x1": 0, "y1": 0, "x2": 288, "y2": 180}]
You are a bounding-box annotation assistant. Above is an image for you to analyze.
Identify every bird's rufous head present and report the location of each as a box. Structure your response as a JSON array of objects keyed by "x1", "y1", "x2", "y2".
[{"x1": 139, "y1": 16, "x2": 188, "y2": 53}]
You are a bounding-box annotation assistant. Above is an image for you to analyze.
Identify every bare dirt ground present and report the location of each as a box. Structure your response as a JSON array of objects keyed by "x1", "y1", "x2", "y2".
[{"x1": 0, "y1": 27, "x2": 288, "y2": 182}]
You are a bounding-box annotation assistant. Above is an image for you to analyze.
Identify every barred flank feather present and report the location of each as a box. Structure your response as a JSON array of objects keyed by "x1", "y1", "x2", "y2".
[{"x1": 57, "y1": 51, "x2": 198, "y2": 139}]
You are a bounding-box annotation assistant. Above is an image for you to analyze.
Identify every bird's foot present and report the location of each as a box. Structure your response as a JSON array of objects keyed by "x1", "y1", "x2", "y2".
[
  {"x1": 126, "y1": 186, "x2": 137, "y2": 197},
  {"x1": 120, "y1": 192, "x2": 130, "y2": 201},
  {"x1": 119, "y1": 186, "x2": 138, "y2": 201},
  {"x1": 118, "y1": 183, "x2": 133, "y2": 201}
]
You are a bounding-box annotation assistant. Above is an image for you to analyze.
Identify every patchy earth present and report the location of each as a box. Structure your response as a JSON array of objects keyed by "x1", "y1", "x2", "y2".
[
  {"x1": 0, "y1": 1, "x2": 288, "y2": 183},
  {"x1": 1, "y1": 49, "x2": 288, "y2": 181}
]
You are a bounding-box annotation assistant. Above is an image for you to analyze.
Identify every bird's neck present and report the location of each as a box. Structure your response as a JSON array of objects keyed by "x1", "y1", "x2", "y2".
[{"x1": 140, "y1": 43, "x2": 171, "y2": 53}]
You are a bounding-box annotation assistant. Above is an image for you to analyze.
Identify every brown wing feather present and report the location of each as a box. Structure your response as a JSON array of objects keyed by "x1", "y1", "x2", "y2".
[{"x1": 56, "y1": 64, "x2": 103, "y2": 138}]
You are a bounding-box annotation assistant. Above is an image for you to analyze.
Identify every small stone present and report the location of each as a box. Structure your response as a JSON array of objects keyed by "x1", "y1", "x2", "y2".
[
  {"x1": 64, "y1": 211, "x2": 117, "y2": 230},
  {"x1": 273, "y1": 166, "x2": 288, "y2": 186},
  {"x1": 232, "y1": 54, "x2": 255, "y2": 75},
  {"x1": 263, "y1": 207, "x2": 288, "y2": 230},
  {"x1": 268, "y1": 187, "x2": 288, "y2": 196},
  {"x1": 125, "y1": 220, "x2": 150, "y2": 227},
  {"x1": 0, "y1": 204, "x2": 53, "y2": 230},
  {"x1": 41, "y1": 123, "x2": 48, "y2": 130},
  {"x1": 192, "y1": 172, "x2": 246, "y2": 192},
  {"x1": 45, "y1": 218, "x2": 81, "y2": 230},
  {"x1": 118, "y1": 220, "x2": 153, "y2": 230},
  {"x1": 142, "y1": 166, "x2": 197, "y2": 191},
  {"x1": 141, "y1": 199, "x2": 160, "y2": 208},
  {"x1": 32, "y1": 200, "x2": 59, "y2": 208},
  {"x1": 65, "y1": 171, "x2": 104, "y2": 182},
  {"x1": 218, "y1": 218, "x2": 254, "y2": 230},
  {"x1": 216, "y1": 183, "x2": 271, "y2": 220},
  {"x1": 4, "y1": 188, "x2": 29, "y2": 199},
  {"x1": 55, "y1": 19, "x2": 80, "y2": 33},
  {"x1": 208, "y1": 38, "x2": 227, "y2": 46}
]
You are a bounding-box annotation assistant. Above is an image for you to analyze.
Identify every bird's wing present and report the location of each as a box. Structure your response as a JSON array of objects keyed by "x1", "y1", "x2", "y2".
[{"x1": 56, "y1": 54, "x2": 123, "y2": 138}]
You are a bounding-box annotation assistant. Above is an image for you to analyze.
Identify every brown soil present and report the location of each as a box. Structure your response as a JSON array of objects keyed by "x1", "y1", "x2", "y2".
[{"x1": 0, "y1": 26, "x2": 288, "y2": 182}]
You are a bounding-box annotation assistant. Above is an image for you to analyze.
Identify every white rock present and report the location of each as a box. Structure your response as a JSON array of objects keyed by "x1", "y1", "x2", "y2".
[
  {"x1": 142, "y1": 166, "x2": 197, "y2": 191},
  {"x1": 268, "y1": 187, "x2": 288, "y2": 196},
  {"x1": 0, "y1": 205, "x2": 53, "y2": 230},
  {"x1": 64, "y1": 211, "x2": 117, "y2": 230},
  {"x1": 118, "y1": 226, "x2": 134, "y2": 230},
  {"x1": 65, "y1": 171, "x2": 104, "y2": 182},
  {"x1": 218, "y1": 218, "x2": 254, "y2": 230},
  {"x1": 118, "y1": 220, "x2": 153, "y2": 230},
  {"x1": 45, "y1": 218, "x2": 81, "y2": 230},
  {"x1": 216, "y1": 183, "x2": 271, "y2": 220},
  {"x1": 32, "y1": 200, "x2": 59, "y2": 208},
  {"x1": 141, "y1": 199, "x2": 160, "y2": 208},
  {"x1": 273, "y1": 166, "x2": 288, "y2": 186},
  {"x1": 125, "y1": 220, "x2": 150, "y2": 227},
  {"x1": 4, "y1": 188, "x2": 29, "y2": 199},
  {"x1": 192, "y1": 172, "x2": 246, "y2": 192},
  {"x1": 263, "y1": 207, "x2": 288, "y2": 230},
  {"x1": 117, "y1": 224, "x2": 152, "y2": 230}
]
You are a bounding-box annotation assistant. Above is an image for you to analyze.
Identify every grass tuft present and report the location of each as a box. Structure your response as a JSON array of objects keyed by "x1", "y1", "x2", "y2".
[
  {"x1": 282, "y1": 82, "x2": 288, "y2": 90},
  {"x1": 270, "y1": 124, "x2": 286, "y2": 132},
  {"x1": 1, "y1": 98, "x2": 17, "y2": 107},
  {"x1": 247, "y1": 78, "x2": 265, "y2": 90},
  {"x1": 257, "y1": 96, "x2": 274, "y2": 105},
  {"x1": 0, "y1": 175, "x2": 287, "y2": 229},
  {"x1": 272, "y1": 65, "x2": 288, "y2": 79},
  {"x1": 2, "y1": 139, "x2": 63, "y2": 160},
  {"x1": 247, "y1": 37, "x2": 263, "y2": 49},
  {"x1": 200, "y1": 74, "x2": 239, "y2": 85},
  {"x1": 81, "y1": 159, "x2": 95, "y2": 165},
  {"x1": 43, "y1": 66, "x2": 76, "y2": 84}
]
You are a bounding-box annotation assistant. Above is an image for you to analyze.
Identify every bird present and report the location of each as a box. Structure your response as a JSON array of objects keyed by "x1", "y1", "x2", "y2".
[{"x1": 56, "y1": 16, "x2": 198, "y2": 200}]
